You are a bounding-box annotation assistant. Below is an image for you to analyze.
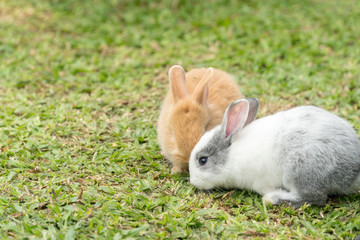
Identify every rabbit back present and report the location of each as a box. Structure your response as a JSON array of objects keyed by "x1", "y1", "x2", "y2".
[
  {"x1": 252, "y1": 105, "x2": 360, "y2": 207},
  {"x1": 276, "y1": 106, "x2": 360, "y2": 196}
]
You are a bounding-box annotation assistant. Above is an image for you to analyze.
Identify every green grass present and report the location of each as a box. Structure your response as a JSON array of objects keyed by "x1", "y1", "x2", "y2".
[{"x1": 1, "y1": 0, "x2": 360, "y2": 239}]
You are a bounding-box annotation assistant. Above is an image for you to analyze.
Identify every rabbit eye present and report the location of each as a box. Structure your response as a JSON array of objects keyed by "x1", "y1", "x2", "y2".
[{"x1": 198, "y1": 157, "x2": 208, "y2": 166}]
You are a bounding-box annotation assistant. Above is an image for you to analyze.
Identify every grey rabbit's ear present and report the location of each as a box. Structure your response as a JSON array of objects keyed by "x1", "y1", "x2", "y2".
[
  {"x1": 244, "y1": 98, "x2": 259, "y2": 127},
  {"x1": 221, "y1": 98, "x2": 259, "y2": 139},
  {"x1": 169, "y1": 65, "x2": 187, "y2": 103}
]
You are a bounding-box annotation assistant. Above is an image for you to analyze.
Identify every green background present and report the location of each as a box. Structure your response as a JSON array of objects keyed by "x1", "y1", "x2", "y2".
[{"x1": 0, "y1": 0, "x2": 359, "y2": 239}]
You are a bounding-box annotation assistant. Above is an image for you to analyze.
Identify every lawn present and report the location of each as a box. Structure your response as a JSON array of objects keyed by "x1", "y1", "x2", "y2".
[{"x1": 0, "y1": 0, "x2": 360, "y2": 239}]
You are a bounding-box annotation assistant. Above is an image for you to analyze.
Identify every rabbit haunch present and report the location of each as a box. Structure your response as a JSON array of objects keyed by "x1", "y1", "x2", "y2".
[
  {"x1": 189, "y1": 98, "x2": 360, "y2": 207},
  {"x1": 157, "y1": 65, "x2": 242, "y2": 173}
]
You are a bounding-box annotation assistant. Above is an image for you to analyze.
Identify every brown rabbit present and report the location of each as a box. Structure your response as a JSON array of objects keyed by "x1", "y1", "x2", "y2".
[{"x1": 157, "y1": 65, "x2": 243, "y2": 173}]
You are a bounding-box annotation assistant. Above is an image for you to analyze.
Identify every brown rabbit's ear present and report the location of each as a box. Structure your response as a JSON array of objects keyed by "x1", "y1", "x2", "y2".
[
  {"x1": 192, "y1": 67, "x2": 213, "y2": 106},
  {"x1": 169, "y1": 65, "x2": 187, "y2": 103}
]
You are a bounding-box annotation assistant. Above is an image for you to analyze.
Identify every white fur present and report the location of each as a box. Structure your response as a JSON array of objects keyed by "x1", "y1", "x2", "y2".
[{"x1": 190, "y1": 113, "x2": 285, "y2": 194}]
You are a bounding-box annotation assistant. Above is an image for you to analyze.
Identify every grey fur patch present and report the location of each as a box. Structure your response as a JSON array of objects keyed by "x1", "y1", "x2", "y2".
[
  {"x1": 244, "y1": 97, "x2": 259, "y2": 127},
  {"x1": 195, "y1": 129, "x2": 231, "y2": 173},
  {"x1": 276, "y1": 106, "x2": 360, "y2": 206}
]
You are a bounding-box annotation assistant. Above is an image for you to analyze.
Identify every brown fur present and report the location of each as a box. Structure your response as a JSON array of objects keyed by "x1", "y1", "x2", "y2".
[{"x1": 157, "y1": 66, "x2": 243, "y2": 173}]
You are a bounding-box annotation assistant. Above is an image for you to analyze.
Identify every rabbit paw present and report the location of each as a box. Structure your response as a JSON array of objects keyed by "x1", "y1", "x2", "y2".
[
  {"x1": 171, "y1": 164, "x2": 188, "y2": 173},
  {"x1": 262, "y1": 189, "x2": 300, "y2": 206}
]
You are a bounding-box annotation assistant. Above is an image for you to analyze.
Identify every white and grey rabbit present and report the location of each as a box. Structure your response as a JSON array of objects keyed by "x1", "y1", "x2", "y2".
[{"x1": 189, "y1": 98, "x2": 360, "y2": 208}]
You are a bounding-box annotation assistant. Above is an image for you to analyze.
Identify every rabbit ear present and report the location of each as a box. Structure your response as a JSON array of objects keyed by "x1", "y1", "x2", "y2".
[
  {"x1": 244, "y1": 98, "x2": 259, "y2": 127},
  {"x1": 192, "y1": 67, "x2": 213, "y2": 106},
  {"x1": 169, "y1": 65, "x2": 187, "y2": 103},
  {"x1": 222, "y1": 98, "x2": 259, "y2": 139}
]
